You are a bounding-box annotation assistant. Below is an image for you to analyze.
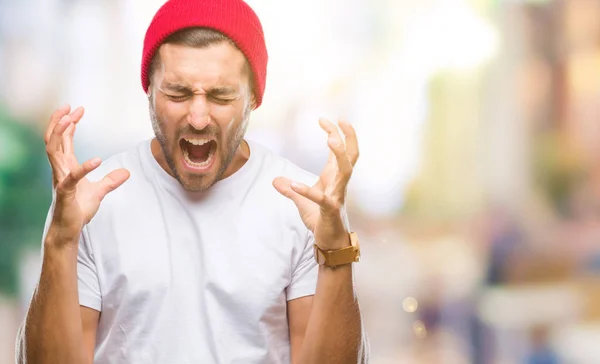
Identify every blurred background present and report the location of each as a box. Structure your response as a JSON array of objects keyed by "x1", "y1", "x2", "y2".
[{"x1": 1, "y1": 0, "x2": 600, "y2": 362}]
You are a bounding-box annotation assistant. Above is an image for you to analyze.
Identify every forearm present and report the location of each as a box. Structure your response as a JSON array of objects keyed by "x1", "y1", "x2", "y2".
[
  {"x1": 17, "y1": 231, "x2": 86, "y2": 364},
  {"x1": 299, "y1": 264, "x2": 365, "y2": 364}
]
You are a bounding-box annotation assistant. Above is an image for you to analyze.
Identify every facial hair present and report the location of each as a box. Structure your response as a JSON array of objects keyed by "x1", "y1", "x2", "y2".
[{"x1": 148, "y1": 99, "x2": 251, "y2": 192}]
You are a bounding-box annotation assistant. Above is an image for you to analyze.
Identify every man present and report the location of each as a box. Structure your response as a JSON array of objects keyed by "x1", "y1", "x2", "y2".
[{"x1": 16, "y1": 0, "x2": 367, "y2": 363}]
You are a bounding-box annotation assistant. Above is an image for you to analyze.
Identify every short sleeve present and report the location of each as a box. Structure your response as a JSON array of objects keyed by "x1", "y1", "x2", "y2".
[
  {"x1": 77, "y1": 227, "x2": 102, "y2": 311},
  {"x1": 40, "y1": 207, "x2": 101, "y2": 311},
  {"x1": 286, "y1": 230, "x2": 318, "y2": 301}
]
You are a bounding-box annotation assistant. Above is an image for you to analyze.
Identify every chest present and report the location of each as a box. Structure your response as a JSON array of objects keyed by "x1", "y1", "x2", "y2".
[{"x1": 88, "y1": 192, "x2": 304, "y2": 326}]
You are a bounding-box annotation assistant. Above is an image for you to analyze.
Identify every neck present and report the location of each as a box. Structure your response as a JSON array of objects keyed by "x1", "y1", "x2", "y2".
[{"x1": 221, "y1": 139, "x2": 251, "y2": 180}]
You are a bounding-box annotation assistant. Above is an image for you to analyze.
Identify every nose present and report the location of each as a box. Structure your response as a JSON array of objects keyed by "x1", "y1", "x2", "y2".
[{"x1": 187, "y1": 95, "x2": 211, "y2": 130}]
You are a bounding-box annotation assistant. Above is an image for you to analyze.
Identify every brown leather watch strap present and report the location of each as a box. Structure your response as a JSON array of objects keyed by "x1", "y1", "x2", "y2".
[{"x1": 313, "y1": 232, "x2": 360, "y2": 267}]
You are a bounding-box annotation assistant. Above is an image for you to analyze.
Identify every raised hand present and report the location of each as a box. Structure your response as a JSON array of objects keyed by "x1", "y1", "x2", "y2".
[
  {"x1": 273, "y1": 118, "x2": 359, "y2": 250},
  {"x1": 45, "y1": 105, "x2": 130, "y2": 244}
]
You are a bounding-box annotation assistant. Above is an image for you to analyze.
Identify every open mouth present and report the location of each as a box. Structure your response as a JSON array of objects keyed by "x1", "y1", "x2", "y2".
[{"x1": 180, "y1": 137, "x2": 217, "y2": 170}]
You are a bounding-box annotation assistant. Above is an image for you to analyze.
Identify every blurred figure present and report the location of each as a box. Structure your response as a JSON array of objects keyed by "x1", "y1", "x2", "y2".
[{"x1": 526, "y1": 326, "x2": 560, "y2": 364}]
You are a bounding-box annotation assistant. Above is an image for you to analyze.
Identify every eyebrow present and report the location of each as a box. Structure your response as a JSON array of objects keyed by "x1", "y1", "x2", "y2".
[
  {"x1": 161, "y1": 83, "x2": 193, "y2": 94},
  {"x1": 160, "y1": 81, "x2": 240, "y2": 95},
  {"x1": 209, "y1": 86, "x2": 239, "y2": 97}
]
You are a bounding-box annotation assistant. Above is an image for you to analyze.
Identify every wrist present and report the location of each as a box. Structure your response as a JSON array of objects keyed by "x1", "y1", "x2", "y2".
[
  {"x1": 45, "y1": 226, "x2": 81, "y2": 250},
  {"x1": 315, "y1": 233, "x2": 351, "y2": 251},
  {"x1": 314, "y1": 232, "x2": 361, "y2": 268}
]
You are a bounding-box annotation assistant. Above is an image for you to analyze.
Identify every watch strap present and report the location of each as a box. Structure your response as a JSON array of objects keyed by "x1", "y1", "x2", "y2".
[{"x1": 313, "y1": 232, "x2": 360, "y2": 267}]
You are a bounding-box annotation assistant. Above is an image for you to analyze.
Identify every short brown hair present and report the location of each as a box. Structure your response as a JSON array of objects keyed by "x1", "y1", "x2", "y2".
[{"x1": 149, "y1": 27, "x2": 255, "y2": 101}]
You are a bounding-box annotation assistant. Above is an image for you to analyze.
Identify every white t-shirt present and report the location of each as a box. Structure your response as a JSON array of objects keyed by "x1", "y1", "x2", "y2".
[{"x1": 66, "y1": 139, "x2": 319, "y2": 363}]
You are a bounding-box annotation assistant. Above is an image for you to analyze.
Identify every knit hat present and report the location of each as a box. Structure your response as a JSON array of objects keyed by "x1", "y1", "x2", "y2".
[{"x1": 141, "y1": 0, "x2": 268, "y2": 108}]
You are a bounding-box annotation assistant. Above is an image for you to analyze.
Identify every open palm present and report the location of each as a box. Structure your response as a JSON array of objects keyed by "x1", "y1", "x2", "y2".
[
  {"x1": 45, "y1": 105, "x2": 130, "y2": 239},
  {"x1": 273, "y1": 118, "x2": 359, "y2": 250}
]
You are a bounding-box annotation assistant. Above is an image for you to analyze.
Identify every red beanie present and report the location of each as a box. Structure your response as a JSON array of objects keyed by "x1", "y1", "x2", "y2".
[{"x1": 141, "y1": 0, "x2": 268, "y2": 108}]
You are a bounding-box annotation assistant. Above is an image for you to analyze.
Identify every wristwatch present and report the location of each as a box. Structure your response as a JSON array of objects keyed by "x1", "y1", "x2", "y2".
[{"x1": 313, "y1": 232, "x2": 361, "y2": 268}]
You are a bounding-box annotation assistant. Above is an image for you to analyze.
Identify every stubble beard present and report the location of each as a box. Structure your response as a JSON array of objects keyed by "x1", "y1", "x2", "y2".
[{"x1": 148, "y1": 100, "x2": 251, "y2": 192}]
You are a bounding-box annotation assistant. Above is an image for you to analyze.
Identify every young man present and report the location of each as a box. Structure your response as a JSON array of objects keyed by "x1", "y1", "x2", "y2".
[{"x1": 16, "y1": 0, "x2": 367, "y2": 363}]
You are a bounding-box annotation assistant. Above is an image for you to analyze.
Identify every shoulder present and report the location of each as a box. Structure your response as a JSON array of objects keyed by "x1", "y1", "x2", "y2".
[
  {"x1": 247, "y1": 140, "x2": 317, "y2": 231},
  {"x1": 86, "y1": 142, "x2": 146, "y2": 184},
  {"x1": 86, "y1": 140, "x2": 153, "y2": 212},
  {"x1": 249, "y1": 140, "x2": 318, "y2": 187}
]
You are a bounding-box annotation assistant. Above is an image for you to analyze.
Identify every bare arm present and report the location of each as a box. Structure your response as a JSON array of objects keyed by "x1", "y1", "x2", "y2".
[
  {"x1": 15, "y1": 105, "x2": 128, "y2": 364},
  {"x1": 16, "y1": 237, "x2": 99, "y2": 364},
  {"x1": 288, "y1": 296, "x2": 312, "y2": 364},
  {"x1": 81, "y1": 307, "x2": 100, "y2": 360},
  {"x1": 279, "y1": 119, "x2": 367, "y2": 363},
  {"x1": 289, "y1": 264, "x2": 366, "y2": 364}
]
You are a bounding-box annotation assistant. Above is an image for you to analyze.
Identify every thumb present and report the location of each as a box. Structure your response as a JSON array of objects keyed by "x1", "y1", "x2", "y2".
[
  {"x1": 95, "y1": 168, "x2": 131, "y2": 200},
  {"x1": 273, "y1": 176, "x2": 304, "y2": 206}
]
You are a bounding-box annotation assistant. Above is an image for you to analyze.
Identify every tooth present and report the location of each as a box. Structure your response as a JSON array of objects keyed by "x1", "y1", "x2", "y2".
[
  {"x1": 185, "y1": 138, "x2": 211, "y2": 146},
  {"x1": 182, "y1": 145, "x2": 215, "y2": 168}
]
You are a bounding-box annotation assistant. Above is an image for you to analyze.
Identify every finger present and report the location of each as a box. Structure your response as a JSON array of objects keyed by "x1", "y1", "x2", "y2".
[
  {"x1": 273, "y1": 177, "x2": 301, "y2": 202},
  {"x1": 62, "y1": 122, "x2": 76, "y2": 156},
  {"x1": 319, "y1": 118, "x2": 352, "y2": 178},
  {"x1": 338, "y1": 119, "x2": 359, "y2": 166},
  {"x1": 62, "y1": 107, "x2": 83, "y2": 152},
  {"x1": 47, "y1": 115, "x2": 71, "y2": 153},
  {"x1": 326, "y1": 132, "x2": 353, "y2": 178},
  {"x1": 46, "y1": 116, "x2": 74, "y2": 184},
  {"x1": 273, "y1": 176, "x2": 318, "y2": 209},
  {"x1": 318, "y1": 118, "x2": 345, "y2": 152},
  {"x1": 45, "y1": 104, "x2": 71, "y2": 144},
  {"x1": 58, "y1": 158, "x2": 102, "y2": 193},
  {"x1": 63, "y1": 107, "x2": 84, "y2": 153},
  {"x1": 63, "y1": 107, "x2": 84, "y2": 158},
  {"x1": 69, "y1": 106, "x2": 85, "y2": 124},
  {"x1": 94, "y1": 168, "x2": 131, "y2": 200},
  {"x1": 318, "y1": 118, "x2": 340, "y2": 138}
]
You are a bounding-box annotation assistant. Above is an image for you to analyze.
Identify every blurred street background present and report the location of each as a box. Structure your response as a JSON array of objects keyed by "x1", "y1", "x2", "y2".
[{"x1": 2, "y1": 0, "x2": 600, "y2": 362}]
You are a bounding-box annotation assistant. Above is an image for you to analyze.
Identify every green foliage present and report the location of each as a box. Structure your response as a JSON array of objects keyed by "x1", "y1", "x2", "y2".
[{"x1": 0, "y1": 107, "x2": 51, "y2": 296}]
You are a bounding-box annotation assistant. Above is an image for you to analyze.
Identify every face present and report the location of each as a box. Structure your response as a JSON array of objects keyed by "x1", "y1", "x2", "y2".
[{"x1": 148, "y1": 42, "x2": 253, "y2": 192}]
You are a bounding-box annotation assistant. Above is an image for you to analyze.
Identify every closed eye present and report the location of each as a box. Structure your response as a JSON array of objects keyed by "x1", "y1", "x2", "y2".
[
  {"x1": 165, "y1": 94, "x2": 191, "y2": 102},
  {"x1": 209, "y1": 95, "x2": 237, "y2": 105}
]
